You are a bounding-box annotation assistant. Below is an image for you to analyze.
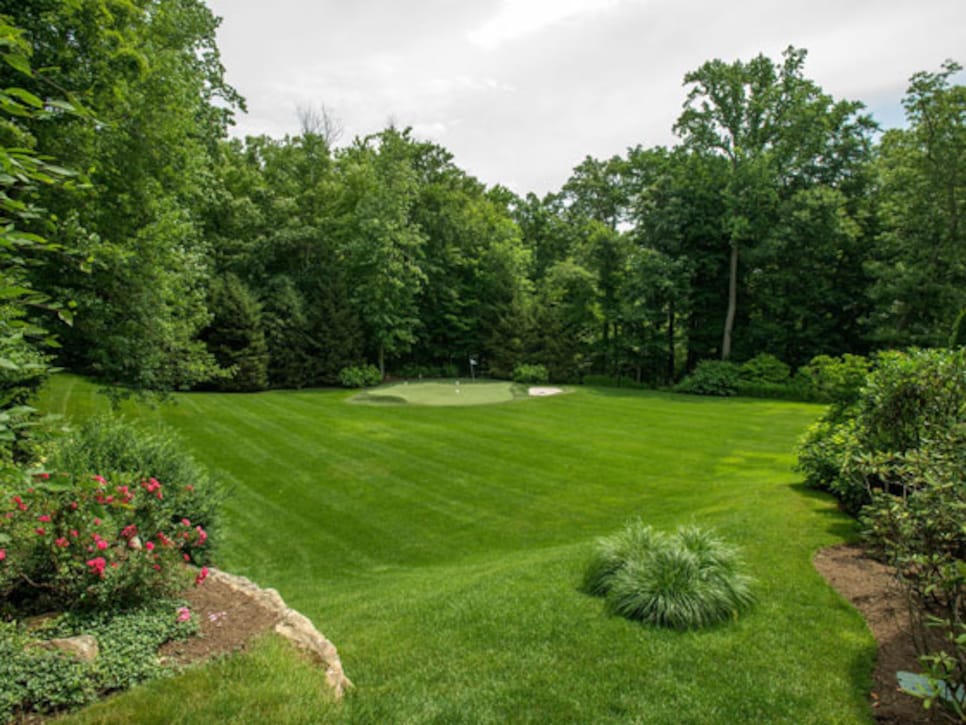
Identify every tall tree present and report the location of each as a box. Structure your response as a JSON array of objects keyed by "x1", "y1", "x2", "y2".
[
  {"x1": 337, "y1": 128, "x2": 426, "y2": 377},
  {"x1": 1, "y1": 0, "x2": 244, "y2": 391},
  {"x1": 867, "y1": 61, "x2": 966, "y2": 346},
  {"x1": 674, "y1": 46, "x2": 874, "y2": 360}
]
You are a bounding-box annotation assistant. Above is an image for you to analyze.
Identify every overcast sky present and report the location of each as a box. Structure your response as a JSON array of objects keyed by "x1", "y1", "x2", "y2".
[{"x1": 204, "y1": 0, "x2": 965, "y2": 196}]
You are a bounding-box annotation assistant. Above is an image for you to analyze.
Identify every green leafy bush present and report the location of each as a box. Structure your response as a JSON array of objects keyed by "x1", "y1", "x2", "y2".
[
  {"x1": 674, "y1": 361, "x2": 741, "y2": 396},
  {"x1": 795, "y1": 418, "x2": 863, "y2": 510},
  {"x1": 797, "y1": 348, "x2": 966, "y2": 719},
  {"x1": 0, "y1": 597, "x2": 196, "y2": 722},
  {"x1": 795, "y1": 354, "x2": 871, "y2": 406},
  {"x1": 582, "y1": 522, "x2": 754, "y2": 629},
  {"x1": 338, "y1": 364, "x2": 382, "y2": 388},
  {"x1": 511, "y1": 363, "x2": 549, "y2": 384},
  {"x1": 45, "y1": 416, "x2": 221, "y2": 553},
  {"x1": 739, "y1": 353, "x2": 790, "y2": 384}
]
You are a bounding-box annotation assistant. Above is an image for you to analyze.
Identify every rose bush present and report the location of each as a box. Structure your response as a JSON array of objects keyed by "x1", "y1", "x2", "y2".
[{"x1": 0, "y1": 472, "x2": 211, "y2": 614}]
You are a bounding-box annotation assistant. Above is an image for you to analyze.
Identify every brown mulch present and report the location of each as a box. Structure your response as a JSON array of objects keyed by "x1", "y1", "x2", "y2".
[
  {"x1": 813, "y1": 543, "x2": 945, "y2": 723},
  {"x1": 158, "y1": 576, "x2": 279, "y2": 666}
]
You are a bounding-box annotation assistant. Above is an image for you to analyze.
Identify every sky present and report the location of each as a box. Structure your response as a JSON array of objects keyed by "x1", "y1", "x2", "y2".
[{"x1": 204, "y1": 0, "x2": 965, "y2": 196}]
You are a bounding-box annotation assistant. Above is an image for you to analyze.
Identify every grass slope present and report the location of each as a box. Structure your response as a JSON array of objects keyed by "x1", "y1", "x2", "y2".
[{"x1": 41, "y1": 377, "x2": 873, "y2": 724}]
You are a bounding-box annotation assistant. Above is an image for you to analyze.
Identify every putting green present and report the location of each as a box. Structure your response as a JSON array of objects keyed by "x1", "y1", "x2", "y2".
[{"x1": 349, "y1": 380, "x2": 536, "y2": 406}]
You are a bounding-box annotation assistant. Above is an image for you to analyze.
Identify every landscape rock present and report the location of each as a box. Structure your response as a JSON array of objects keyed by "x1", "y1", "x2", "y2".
[
  {"x1": 38, "y1": 634, "x2": 99, "y2": 662},
  {"x1": 208, "y1": 568, "x2": 352, "y2": 699}
]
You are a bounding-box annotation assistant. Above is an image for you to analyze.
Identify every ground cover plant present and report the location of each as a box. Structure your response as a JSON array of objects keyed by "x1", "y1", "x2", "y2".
[{"x1": 39, "y1": 375, "x2": 874, "y2": 724}]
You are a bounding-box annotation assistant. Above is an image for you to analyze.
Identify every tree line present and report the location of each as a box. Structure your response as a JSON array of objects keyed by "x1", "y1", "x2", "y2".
[{"x1": 2, "y1": 1, "x2": 964, "y2": 395}]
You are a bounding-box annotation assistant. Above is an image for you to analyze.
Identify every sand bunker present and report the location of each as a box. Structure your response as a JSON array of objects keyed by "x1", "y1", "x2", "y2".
[{"x1": 528, "y1": 386, "x2": 563, "y2": 397}]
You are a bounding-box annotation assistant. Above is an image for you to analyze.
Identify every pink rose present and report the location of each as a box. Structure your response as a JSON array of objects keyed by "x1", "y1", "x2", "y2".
[
  {"x1": 176, "y1": 607, "x2": 191, "y2": 622},
  {"x1": 194, "y1": 566, "x2": 209, "y2": 586}
]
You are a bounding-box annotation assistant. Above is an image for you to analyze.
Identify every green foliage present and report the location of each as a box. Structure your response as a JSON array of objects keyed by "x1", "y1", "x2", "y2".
[
  {"x1": 674, "y1": 360, "x2": 741, "y2": 396},
  {"x1": 201, "y1": 274, "x2": 268, "y2": 392},
  {"x1": 867, "y1": 61, "x2": 966, "y2": 348},
  {"x1": 795, "y1": 347, "x2": 966, "y2": 718},
  {"x1": 861, "y1": 424, "x2": 966, "y2": 719},
  {"x1": 338, "y1": 364, "x2": 382, "y2": 389},
  {"x1": 583, "y1": 522, "x2": 755, "y2": 630},
  {"x1": 0, "y1": 598, "x2": 195, "y2": 722},
  {"x1": 797, "y1": 348, "x2": 966, "y2": 513},
  {"x1": 3, "y1": 0, "x2": 242, "y2": 393},
  {"x1": 511, "y1": 363, "x2": 549, "y2": 384},
  {"x1": 0, "y1": 472, "x2": 208, "y2": 613},
  {"x1": 951, "y1": 309, "x2": 966, "y2": 348},
  {"x1": 0, "y1": 16, "x2": 80, "y2": 465},
  {"x1": 796, "y1": 418, "x2": 864, "y2": 509},
  {"x1": 795, "y1": 354, "x2": 871, "y2": 407},
  {"x1": 45, "y1": 415, "x2": 221, "y2": 551},
  {"x1": 396, "y1": 363, "x2": 459, "y2": 379},
  {"x1": 739, "y1": 354, "x2": 790, "y2": 384}
]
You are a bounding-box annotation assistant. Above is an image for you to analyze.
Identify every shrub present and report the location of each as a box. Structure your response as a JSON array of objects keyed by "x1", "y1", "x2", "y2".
[
  {"x1": 861, "y1": 425, "x2": 966, "y2": 717},
  {"x1": 44, "y1": 416, "x2": 221, "y2": 555},
  {"x1": 511, "y1": 363, "x2": 549, "y2": 384},
  {"x1": 733, "y1": 380, "x2": 811, "y2": 401},
  {"x1": 0, "y1": 472, "x2": 211, "y2": 613},
  {"x1": 796, "y1": 348, "x2": 966, "y2": 718},
  {"x1": 795, "y1": 353, "x2": 871, "y2": 407},
  {"x1": 674, "y1": 361, "x2": 741, "y2": 396},
  {"x1": 739, "y1": 353, "x2": 790, "y2": 384},
  {"x1": 582, "y1": 522, "x2": 754, "y2": 630},
  {"x1": 795, "y1": 418, "x2": 863, "y2": 509},
  {"x1": 338, "y1": 364, "x2": 382, "y2": 388}
]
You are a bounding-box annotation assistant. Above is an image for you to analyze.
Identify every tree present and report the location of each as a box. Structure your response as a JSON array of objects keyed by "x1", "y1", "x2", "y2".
[
  {"x1": 337, "y1": 128, "x2": 426, "y2": 377},
  {"x1": 530, "y1": 260, "x2": 597, "y2": 382},
  {"x1": 867, "y1": 61, "x2": 966, "y2": 347},
  {"x1": 1, "y1": 0, "x2": 243, "y2": 392},
  {"x1": 674, "y1": 46, "x2": 874, "y2": 360},
  {"x1": 201, "y1": 274, "x2": 268, "y2": 392}
]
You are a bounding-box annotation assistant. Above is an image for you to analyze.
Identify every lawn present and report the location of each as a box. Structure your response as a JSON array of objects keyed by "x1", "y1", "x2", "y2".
[{"x1": 39, "y1": 376, "x2": 873, "y2": 724}]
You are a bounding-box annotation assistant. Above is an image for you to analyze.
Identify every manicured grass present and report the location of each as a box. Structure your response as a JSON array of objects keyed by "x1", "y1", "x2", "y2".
[
  {"x1": 40, "y1": 376, "x2": 874, "y2": 724},
  {"x1": 350, "y1": 379, "x2": 530, "y2": 406}
]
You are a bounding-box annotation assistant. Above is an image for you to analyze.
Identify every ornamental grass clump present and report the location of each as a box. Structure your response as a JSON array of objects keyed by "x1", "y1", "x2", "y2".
[{"x1": 583, "y1": 523, "x2": 755, "y2": 630}]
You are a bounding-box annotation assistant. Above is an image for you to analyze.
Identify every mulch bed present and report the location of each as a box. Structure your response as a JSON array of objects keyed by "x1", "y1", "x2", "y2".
[
  {"x1": 158, "y1": 576, "x2": 279, "y2": 666},
  {"x1": 813, "y1": 543, "x2": 943, "y2": 723}
]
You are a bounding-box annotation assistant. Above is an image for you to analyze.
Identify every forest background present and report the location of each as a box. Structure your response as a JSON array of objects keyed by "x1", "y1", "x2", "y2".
[{"x1": 1, "y1": 0, "x2": 963, "y2": 399}]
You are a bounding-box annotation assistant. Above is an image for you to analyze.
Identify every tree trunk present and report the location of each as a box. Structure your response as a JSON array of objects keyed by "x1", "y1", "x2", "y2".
[
  {"x1": 378, "y1": 344, "x2": 385, "y2": 380},
  {"x1": 666, "y1": 300, "x2": 676, "y2": 383},
  {"x1": 722, "y1": 243, "x2": 739, "y2": 361}
]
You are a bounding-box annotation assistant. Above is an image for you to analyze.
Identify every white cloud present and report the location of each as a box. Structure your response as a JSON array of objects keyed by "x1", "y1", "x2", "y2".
[
  {"x1": 207, "y1": 0, "x2": 966, "y2": 195},
  {"x1": 468, "y1": 0, "x2": 625, "y2": 49}
]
